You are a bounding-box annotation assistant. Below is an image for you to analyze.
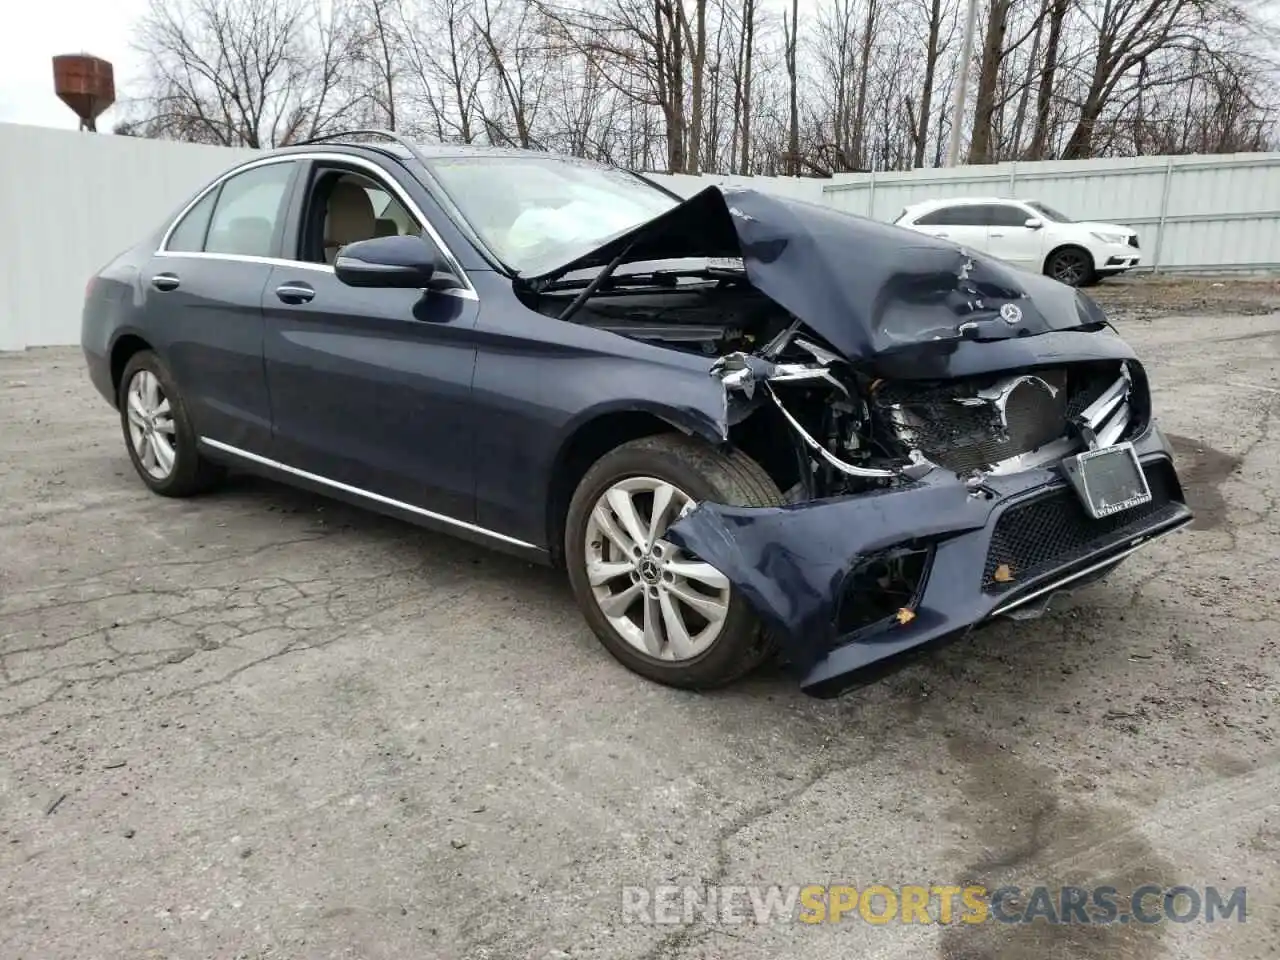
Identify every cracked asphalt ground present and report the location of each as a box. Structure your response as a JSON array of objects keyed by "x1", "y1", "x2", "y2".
[{"x1": 2, "y1": 307, "x2": 1279, "y2": 960}]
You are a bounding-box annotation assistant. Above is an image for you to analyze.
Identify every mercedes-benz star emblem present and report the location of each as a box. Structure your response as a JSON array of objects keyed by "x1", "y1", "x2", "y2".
[{"x1": 1000, "y1": 303, "x2": 1023, "y2": 325}]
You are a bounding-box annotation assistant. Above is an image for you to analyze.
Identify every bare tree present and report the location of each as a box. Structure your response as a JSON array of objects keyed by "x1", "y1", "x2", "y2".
[
  {"x1": 784, "y1": 0, "x2": 799, "y2": 175},
  {"x1": 123, "y1": 0, "x2": 1279, "y2": 171},
  {"x1": 131, "y1": 0, "x2": 364, "y2": 147},
  {"x1": 472, "y1": 0, "x2": 547, "y2": 147}
]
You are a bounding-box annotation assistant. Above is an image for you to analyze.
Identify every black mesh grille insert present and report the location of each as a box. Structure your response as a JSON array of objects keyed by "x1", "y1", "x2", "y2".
[{"x1": 983, "y1": 461, "x2": 1181, "y2": 592}]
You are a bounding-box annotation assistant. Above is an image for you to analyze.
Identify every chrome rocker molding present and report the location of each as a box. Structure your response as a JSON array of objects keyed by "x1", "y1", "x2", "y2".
[
  {"x1": 987, "y1": 515, "x2": 1192, "y2": 619},
  {"x1": 198, "y1": 437, "x2": 537, "y2": 550}
]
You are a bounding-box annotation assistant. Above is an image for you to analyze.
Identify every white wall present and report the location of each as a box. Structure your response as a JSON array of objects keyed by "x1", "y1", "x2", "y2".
[
  {"x1": 0, "y1": 124, "x2": 256, "y2": 351},
  {"x1": 2, "y1": 121, "x2": 1278, "y2": 350}
]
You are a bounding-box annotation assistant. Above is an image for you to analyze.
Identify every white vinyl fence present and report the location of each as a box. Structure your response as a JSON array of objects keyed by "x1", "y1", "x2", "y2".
[
  {"x1": 817, "y1": 153, "x2": 1280, "y2": 275},
  {"x1": 1, "y1": 121, "x2": 1277, "y2": 351}
]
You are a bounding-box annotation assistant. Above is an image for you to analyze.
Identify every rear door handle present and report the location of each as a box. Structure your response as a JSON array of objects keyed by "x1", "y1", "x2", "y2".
[
  {"x1": 151, "y1": 273, "x2": 180, "y2": 292},
  {"x1": 990, "y1": 232, "x2": 1005, "y2": 237},
  {"x1": 275, "y1": 282, "x2": 315, "y2": 304}
]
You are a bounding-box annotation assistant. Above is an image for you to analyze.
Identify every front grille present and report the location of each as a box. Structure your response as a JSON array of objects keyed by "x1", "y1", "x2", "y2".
[
  {"x1": 983, "y1": 461, "x2": 1180, "y2": 592},
  {"x1": 879, "y1": 363, "x2": 1132, "y2": 474}
]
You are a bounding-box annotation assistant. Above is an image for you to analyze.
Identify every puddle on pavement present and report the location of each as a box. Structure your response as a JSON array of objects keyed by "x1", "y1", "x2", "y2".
[
  {"x1": 1166, "y1": 433, "x2": 1241, "y2": 532},
  {"x1": 937, "y1": 732, "x2": 1178, "y2": 960}
]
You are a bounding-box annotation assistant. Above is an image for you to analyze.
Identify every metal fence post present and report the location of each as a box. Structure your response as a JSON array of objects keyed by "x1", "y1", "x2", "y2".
[
  {"x1": 1151, "y1": 159, "x2": 1174, "y2": 273},
  {"x1": 1009, "y1": 162, "x2": 1017, "y2": 195},
  {"x1": 867, "y1": 170, "x2": 877, "y2": 219}
]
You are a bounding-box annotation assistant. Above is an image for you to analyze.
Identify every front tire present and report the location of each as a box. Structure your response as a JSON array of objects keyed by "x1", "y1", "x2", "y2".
[
  {"x1": 118, "y1": 350, "x2": 224, "y2": 497},
  {"x1": 565, "y1": 434, "x2": 782, "y2": 690},
  {"x1": 1044, "y1": 245, "x2": 1097, "y2": 287}
]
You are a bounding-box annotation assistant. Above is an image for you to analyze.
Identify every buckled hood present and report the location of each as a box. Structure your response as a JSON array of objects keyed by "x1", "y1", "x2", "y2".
[{"x1": 524, "y1": 185, "x2": 1109, "y2": 365}]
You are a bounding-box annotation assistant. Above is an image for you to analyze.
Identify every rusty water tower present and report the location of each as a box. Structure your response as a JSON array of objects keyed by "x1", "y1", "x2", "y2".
[{"x1": 52, "y1": 54, "x2": 115, "y2": 132}]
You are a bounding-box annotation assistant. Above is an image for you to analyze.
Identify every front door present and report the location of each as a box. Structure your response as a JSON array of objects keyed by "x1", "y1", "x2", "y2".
[
  {"x1": 982, "y1": 202, "x2": 1046, "y2": 272},
  {"x1": 261, "y1": 160, "x2": 480, "y2": 523}
]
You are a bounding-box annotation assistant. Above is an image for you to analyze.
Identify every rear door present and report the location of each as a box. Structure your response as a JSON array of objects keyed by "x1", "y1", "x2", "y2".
[
  {"x1": 260, "y1": 157, "x2": 480, "y2": 523},
  {"x1": 911, "y1": 204, "x2": 988, "y2": 253},
  {"x1": 981, "y1": 202, "x2": 1046, "y2": 271},
  {"x1": 146, "y1": 158, "x2": 299, "y2": 454}
]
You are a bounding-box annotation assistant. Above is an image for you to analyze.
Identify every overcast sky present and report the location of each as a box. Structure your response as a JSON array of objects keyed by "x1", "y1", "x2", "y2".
[{"x1": 0, "y1": 0, "x2": 147, "y2": 131}]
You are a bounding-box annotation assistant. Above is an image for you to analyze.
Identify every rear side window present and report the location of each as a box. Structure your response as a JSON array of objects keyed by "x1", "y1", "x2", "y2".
[
  {"x1": 941, "y1": 205, "x2": 986, "y2": 226},
  {"x1": 915, "y1": 205, "x2": 986, "y2": 226},
  {"x1": 914, "y1": 206, "x2": 955, "y2": 226},
  {"x1": 165, "y1": 188, "x2": 218, "y2": 252},
  {"x1": 203, "y1": 162, "x2": 296, "y2": 258}
]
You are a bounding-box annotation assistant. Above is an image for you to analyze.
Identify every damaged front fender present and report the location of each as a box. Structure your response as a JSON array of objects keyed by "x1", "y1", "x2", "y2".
[{"x1": 664, "y1": 470, "x2": 986, "y2": 675}]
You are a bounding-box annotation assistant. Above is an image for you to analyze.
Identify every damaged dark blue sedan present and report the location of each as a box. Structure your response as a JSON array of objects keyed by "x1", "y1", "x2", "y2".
[{"x1": 81, "y1": 132, "x2": 1193, "y2": 698}]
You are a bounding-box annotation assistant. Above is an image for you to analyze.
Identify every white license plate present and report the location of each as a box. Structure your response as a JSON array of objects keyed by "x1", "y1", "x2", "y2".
[{"x1": 1062, "y1": 442, "x2": 1152, "y2": 519}]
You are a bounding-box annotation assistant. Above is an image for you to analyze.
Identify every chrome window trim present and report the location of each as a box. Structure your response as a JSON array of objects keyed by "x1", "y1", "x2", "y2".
[
  {"x1": 199, "y1": 438, "x2": 537, "y2": 550},
  {"x1": 156, "y1": 151, "x2": 478, "y2": 301}
]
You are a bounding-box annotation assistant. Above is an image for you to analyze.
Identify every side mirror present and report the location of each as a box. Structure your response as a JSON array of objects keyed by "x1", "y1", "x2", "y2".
[
  {"x1": 1024, "y1": 217, "x2": 1044, "y2": 230},
  {"x1": 334, "y1": 235, "x2": 457, "y2": 290}
]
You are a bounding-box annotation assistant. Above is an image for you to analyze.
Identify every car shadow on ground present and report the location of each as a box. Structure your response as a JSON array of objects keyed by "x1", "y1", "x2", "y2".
[{"x1": 197, "y1": 467, "x2": 1191, "y2": 719}]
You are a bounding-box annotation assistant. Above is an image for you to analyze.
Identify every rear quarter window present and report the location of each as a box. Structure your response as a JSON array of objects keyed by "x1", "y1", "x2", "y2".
[{"x1": 164, "y1": 188, "x2": 219, "y2": 253}]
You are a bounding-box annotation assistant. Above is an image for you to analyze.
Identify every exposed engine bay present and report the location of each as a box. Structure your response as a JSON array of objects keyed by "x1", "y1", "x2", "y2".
[
  {"x1": 528, "y1": 267, "x2": 1143, "y2": 503},
  {"x1": 528, "y1": 271, "x2": 787, "y2": 357}
]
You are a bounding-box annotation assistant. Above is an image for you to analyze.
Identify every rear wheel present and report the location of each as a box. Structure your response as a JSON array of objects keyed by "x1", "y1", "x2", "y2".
[
  {"x1": 118, "y1": 350, "x2": 224, "y2": 497},
  {"x1": 1044, "y1": 246, "x2": 1097, "y2": 287},
  {"x1": 564, "y1": 434, "x2": 782, "y2": 689}
]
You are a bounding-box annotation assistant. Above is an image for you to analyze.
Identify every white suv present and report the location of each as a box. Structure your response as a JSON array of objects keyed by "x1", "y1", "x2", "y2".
[{"x1": 894, "y1": 197, "x2": 1141, "y2": 287}]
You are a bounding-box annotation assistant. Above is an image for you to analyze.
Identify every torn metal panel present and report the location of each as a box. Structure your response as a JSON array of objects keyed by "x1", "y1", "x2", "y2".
[{"x1": 710, "y1": 350, "x2": 930, "y2": 481}]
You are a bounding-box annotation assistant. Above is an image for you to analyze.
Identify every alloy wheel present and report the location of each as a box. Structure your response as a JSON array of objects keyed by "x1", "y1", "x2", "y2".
[
  {"x1": 583, "y1": 476, "x2": 731, "y2": 661},
  {"x1": 1050, "y1": 250, "x2": 1089, "y2": 286},
  {"x1": 125, "y1": 369, "x2": 177, "y2": 480}
]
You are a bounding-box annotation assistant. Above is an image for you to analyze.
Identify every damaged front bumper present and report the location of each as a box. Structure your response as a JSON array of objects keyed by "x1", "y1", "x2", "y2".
[{"x1": 664, "y1": 421, "x2": 1193, "y2": 699}]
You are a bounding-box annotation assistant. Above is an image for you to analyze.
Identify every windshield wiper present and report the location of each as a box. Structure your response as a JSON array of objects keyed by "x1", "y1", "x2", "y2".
[{"x1": 543, "y1": 264, "x2": 745, "y2": 294}]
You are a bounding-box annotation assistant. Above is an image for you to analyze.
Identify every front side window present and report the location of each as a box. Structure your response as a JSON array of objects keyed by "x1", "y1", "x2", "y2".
[
  {"x1": 203, "y1": 162, "x2": 296, "y2": 258},
  {"x1": 312, "y1": 171, "x2": 422, "y2": 264},
  {"x1": 425, "y1": 156, "x2": 679, "y2": 274},
  {"x1": 988, "y1": 204, "x2": 1034, "y2": 227},
  {"x1": 1027, "y1": 200, "x2": 1073, "y2": 223}
]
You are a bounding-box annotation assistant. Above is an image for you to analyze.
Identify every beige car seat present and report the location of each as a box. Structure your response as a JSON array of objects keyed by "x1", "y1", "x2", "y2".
[{"x1": 324, "y1": 181, "x2": 376, "y2": 263}]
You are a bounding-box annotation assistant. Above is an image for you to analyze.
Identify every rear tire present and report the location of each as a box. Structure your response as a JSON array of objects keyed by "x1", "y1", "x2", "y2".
[
  {"x1": 118, "y1": 350, "x2": 224, "y2": 497},
  {"x1": 565, "y1": 434, "x2": 782, "y2": 689}
]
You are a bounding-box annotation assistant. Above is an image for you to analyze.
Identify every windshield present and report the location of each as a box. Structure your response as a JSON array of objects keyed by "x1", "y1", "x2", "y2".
[
  {"x1": 424, "y1": 155, "x2": 681, "y2": 274},
  {"x1": 1027, "y1": 200, "x2": 1073, "y2": 223}
]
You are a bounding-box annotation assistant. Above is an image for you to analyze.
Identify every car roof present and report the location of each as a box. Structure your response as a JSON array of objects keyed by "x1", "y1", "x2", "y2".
[
  {"x1": 904, "y1": 196, "x2": 1037, "y2": 213},
  {"x1": 264, "y1": 140, "x2": 584, "y2": 165}
]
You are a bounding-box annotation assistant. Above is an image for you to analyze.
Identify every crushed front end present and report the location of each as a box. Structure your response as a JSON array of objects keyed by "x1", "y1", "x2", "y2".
[
  {"x1": 525, "y1": 185, "x2": 1194, "y2": 697},
  {"x1": 665, "y1": 331, "x2": 1193, "y2": 699}
]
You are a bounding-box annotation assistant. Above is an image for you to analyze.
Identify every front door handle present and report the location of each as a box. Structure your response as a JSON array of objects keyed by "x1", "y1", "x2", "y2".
[
  {"x1": 151, "y1": 273, "x2": 180, "y2": 292},
  {"x1": 276, "y1": 282, "x2": 315, "y2": 304}
]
